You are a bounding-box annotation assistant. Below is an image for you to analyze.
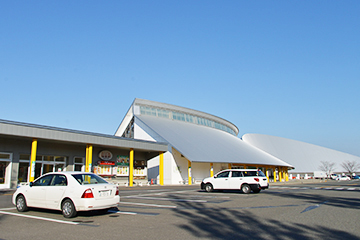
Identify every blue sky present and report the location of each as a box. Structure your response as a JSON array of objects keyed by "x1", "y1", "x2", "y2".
[{"x1": 1, "y1": 1, "x2": 360, "y2": 156}]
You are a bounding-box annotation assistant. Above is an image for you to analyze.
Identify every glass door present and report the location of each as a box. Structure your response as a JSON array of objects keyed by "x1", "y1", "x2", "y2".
[
  {"x1": 55, "y1": 163, "x2": 64, "y2": 172},
  {"x1": 42, "y1": 163, "x2": 54, "y2": 175}
]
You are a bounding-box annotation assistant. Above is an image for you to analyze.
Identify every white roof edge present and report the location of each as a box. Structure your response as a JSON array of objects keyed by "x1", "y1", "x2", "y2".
[{"x1": 133, "y1": 98, "x2": 239, "y2": 135}]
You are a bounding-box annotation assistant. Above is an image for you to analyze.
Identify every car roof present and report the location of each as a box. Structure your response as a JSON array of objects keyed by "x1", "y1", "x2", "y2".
[{"x1": 42, "y1": 171, "x2": 94, "y2": 175}]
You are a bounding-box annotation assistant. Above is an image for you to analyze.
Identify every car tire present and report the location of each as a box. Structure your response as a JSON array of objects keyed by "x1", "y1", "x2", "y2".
[
  {"x1": 205, "y1": 183, "x2": 213, "y2": 192},
  {"x1": 62, "y1": 199, "x2": 77, "y2": 218},
  {"x1": 16, "y1": 195, "x2": 28, "y2": 212},
  {"x1": 241, "y1": 184, "x2": 251, "y2": 194}
]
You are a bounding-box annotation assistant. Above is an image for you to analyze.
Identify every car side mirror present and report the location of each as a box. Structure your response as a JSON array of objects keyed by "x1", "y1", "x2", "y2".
[
  {"x1": 29, "y1": 182, "x2": 33, "y2": 187},
  {"x1": 214, "y1": 175, "x2": 217, "y2": 178}
]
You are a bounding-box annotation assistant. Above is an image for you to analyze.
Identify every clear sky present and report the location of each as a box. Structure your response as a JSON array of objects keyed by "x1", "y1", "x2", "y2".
[{"x1": 1, "y1": 1, "x2": 359, "y2": 156}]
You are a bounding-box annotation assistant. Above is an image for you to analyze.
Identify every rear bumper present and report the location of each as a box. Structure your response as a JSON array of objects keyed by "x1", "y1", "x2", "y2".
[
  {"x1": 249, "y1": 183, "x2": 268, "y2": 191},
  {"x1": 74, "y1": 196, "x2": 120, "y2": 211}
]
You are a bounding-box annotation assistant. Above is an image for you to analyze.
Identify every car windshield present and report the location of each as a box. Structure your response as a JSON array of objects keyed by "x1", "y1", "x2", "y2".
[{"x1": 72, "y1": 173, "x2": 108, "y2": 185}]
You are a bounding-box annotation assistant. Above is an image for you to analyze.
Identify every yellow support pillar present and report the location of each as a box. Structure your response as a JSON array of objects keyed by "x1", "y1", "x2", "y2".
[
  {"x1": 285, "y1": 168, "x2": 289, "y2": 181},
  {"x1": 228, "y1": 163, "x2": 232, "y2": 169},
  {"x1": 243, "y1": 165, "x2": 247, "y2": 169},
  {"x1": 85, "y1": 144, "x2": 93, "y2": 173},
  {"x1": 210, "y1": 163, "x2": 214, "y2": 177},
  {"x1": 279, "y1": 167, "x2": 283, "y2": 182},
  {"x1": 85, "y1": 145, "x2": 89, "y2": 171},
  {"x1": 188, "y1": 160, "x2": 192, "y2": 185},
  {"x1": 129, "y1": 148, "x2": 134, "y2": 187},
  {"x1": 159, "y1": 152, "x2": 164, "y2": 186},
  {"x1": 273, "y1": 168, "x2": 277, "y2": 183},
  {"x1": 29, "y1": 138, "x2": 38, "y2": 182}
]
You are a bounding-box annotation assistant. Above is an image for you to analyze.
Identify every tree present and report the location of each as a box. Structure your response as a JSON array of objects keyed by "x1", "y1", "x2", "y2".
[
  {"x1": 341, "y1": 160, "x2": 360, "y2": 176},
  {"x1": 319, "y1": 161, "x2": 336, "y2": 178}
]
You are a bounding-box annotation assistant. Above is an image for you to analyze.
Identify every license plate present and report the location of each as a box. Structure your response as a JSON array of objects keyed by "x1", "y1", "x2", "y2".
[{"x1": 99, "y1": 190, "x2": 111, "y2": 197}]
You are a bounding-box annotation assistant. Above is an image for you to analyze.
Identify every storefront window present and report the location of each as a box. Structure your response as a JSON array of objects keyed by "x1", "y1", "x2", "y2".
[
  {"x1": 74, "y1": 157, "x2": 84, "y2": 171},
  {"x1": 0, "y1": 162, "x2": 8, "y2": 184},
  {"x1": 0, "y1": 153, "x2": 11, "y2": 185},
  {"x1": 18, "y1": 162, "x2": 29, "y2": 183}
]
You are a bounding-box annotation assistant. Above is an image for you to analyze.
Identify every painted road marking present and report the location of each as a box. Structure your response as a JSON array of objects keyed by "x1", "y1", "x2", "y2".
[
  {"x1": 0, "y1": 210, "x2": 79, "y2": 225},
  {"x1": 126, "y1": 196, "x2": 207, "y2": 203},
  {"x1": 270, "y1": 186, "x2": 359, "y2": 191},
  {"x1": 0, "y1": 207, "x2": 16, "y2": 211},
  {"x1": 108, "y1": 210, "x2": 137, "y2": 215},
  {"x1": 119, "y1": 202, "x2": 177, "y2": 208},
  {"x1": 301, "y1": 201, "x2": 328, "y2": 213}
]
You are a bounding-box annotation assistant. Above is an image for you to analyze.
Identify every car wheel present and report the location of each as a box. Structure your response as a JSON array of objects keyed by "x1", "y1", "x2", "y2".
[
  {"x1": 205, "y1": 183, "x2": 213, "y2": 192},
  {"x1": 62, "y1": 199, "x2": 77, "y2": 218},
  {"x1": 241, "y1": 184, "x2": 251, "y2": 194},
  {"x1": 16, "y1": 195, "x2": 28, "y2": 212}
]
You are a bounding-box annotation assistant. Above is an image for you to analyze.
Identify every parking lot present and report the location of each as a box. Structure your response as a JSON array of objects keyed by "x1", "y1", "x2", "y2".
[{"x1": 1, "y1": 180, "x2": 360, "y2": 240}]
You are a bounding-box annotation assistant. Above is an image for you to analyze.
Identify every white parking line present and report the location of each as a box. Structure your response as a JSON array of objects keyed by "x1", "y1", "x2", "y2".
[
  {"x1": 119, "y1": 202, "x2": 177, "y2": 208},
  {"x1": 0, "y1": 211, "x2": 79, "y2": 225},
  {"x1": 0, "y1": 207, "x2": 16, "y2": 211},
  {"x1": 108, "y1": 210, "x2": 137, "y2": 215},
  {"x1": 127, "y1": 196, "x2": 207, "y2": 203}
]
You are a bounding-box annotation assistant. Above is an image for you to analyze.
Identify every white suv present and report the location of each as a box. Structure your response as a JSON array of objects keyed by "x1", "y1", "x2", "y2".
[{"x1": 201, "y1": 169, "x2": 269, "y2": 194}]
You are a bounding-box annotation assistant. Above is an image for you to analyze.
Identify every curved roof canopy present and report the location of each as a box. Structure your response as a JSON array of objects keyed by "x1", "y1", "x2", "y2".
[
  {"x1": 136, "y1": 115, "x2": 293, "y2": 168},
  {"x1": 242, "y1": 134, "x2": 360, "y2": 172}
]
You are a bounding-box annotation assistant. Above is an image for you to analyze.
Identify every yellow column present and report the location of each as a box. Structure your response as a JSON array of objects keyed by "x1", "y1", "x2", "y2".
[
  {"x1": 279, "y1": 167, "x2": 283, "y2": 182},
  {"x1": 29, "y1": 139, "x2": 37, "y2": 182},
  {"x1": 188, "y1": 160, "x2": 192, "y2": 185},
  {"x1": 243, "y1": 165, "x2": 247, "y2": 169},
  {"x1": 129, "y1": 148, "x2": 134, "y2": 187},
  {"x1": 159, "y1": 152, "x2": 164, "y2": 186},
  {"x1": 210, "y1": 163, "x2": 214, "y2": 177},
  {"x1": 273, "y1": 168, "x2": 277, "y2": 183},
  {"x1": 228, "y1": 163, "x2": 232, "y2": 169},
  {"x1": 85, "y1": 144, "x2": 93, "y2": 173},
  {"x1": 85, "y1": 145, "x2": 89, "y2": 171},
  {"x1": 285, "y1": 168, "x2": 289, "y2": 181}
]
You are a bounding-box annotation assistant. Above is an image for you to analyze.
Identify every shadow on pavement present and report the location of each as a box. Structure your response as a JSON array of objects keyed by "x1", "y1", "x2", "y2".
[{"x1": 168, "y1": 191, "x2": 359, "y2": 240}]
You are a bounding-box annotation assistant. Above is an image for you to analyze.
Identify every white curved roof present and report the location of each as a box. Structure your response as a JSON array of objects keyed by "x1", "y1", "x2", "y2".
[
  {"x1": 136, "y1": 115, "x2": 293, "y2": 167},
  {"x1": 242, "y1": 134, "x2": 360, "y2": 172}
]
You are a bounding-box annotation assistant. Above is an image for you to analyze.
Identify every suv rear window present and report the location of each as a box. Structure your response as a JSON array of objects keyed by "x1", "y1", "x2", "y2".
[{"x1": 243, "y1": 171, "x2": 266, "y2": 177}]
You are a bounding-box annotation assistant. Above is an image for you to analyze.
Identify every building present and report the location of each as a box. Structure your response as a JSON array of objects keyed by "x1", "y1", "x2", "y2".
[
  {"x1": 242, "y1": 133, "x2": 360, "y2": 178},
  {"x1": 115, "y1": 99, "x2": 293, "y2": 185},
  {"x1": 0, "y1": 119, "x2": 167, "y2": 189},
  {"x1": 3, "y1": 98, "x2": 357, "y2": 189}
]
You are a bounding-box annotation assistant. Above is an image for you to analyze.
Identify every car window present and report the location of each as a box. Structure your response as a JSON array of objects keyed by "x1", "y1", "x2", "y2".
[
  {"x1": 231, "y1": 171, "x2": 243, "y2": 178},
  {"x1": 216, "y1": 171, "x2": 230, "y2": 178},
  {"x1": 72, "y1": 173, "x2": 108, "y2": 185},
  {"x1": 50, "y1": 175, "x2": 67, "y2": 186},
  {"x1": 243, "y1": 171, "x2": 257, "y2": 177},
  {"x1": 33, "y1": 175, "x2": 54, "y2": 186},
  {"x1": 242, "y1": 171, "x2": 266, "y2": 177}
]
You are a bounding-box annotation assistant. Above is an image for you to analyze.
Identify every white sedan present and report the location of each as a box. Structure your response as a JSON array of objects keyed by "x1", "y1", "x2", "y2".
[
  {"x1": 12, "y1": 172, "x2": 120, "y2": 218},
  {"x1": 335, "y1": 175, "x2": 351, "y2": 181}
]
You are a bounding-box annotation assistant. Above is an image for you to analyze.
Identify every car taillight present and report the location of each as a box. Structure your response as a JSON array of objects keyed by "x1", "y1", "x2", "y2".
[
  {"x1": 81, "y1": 189, "x2": 94, "y2": 198},
  {"x1": 254, "y1": 178, "x2": 259, "y2": 182},
  {"x1": 115, "y1": 187, "x2": 119, "y2": 196}
]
